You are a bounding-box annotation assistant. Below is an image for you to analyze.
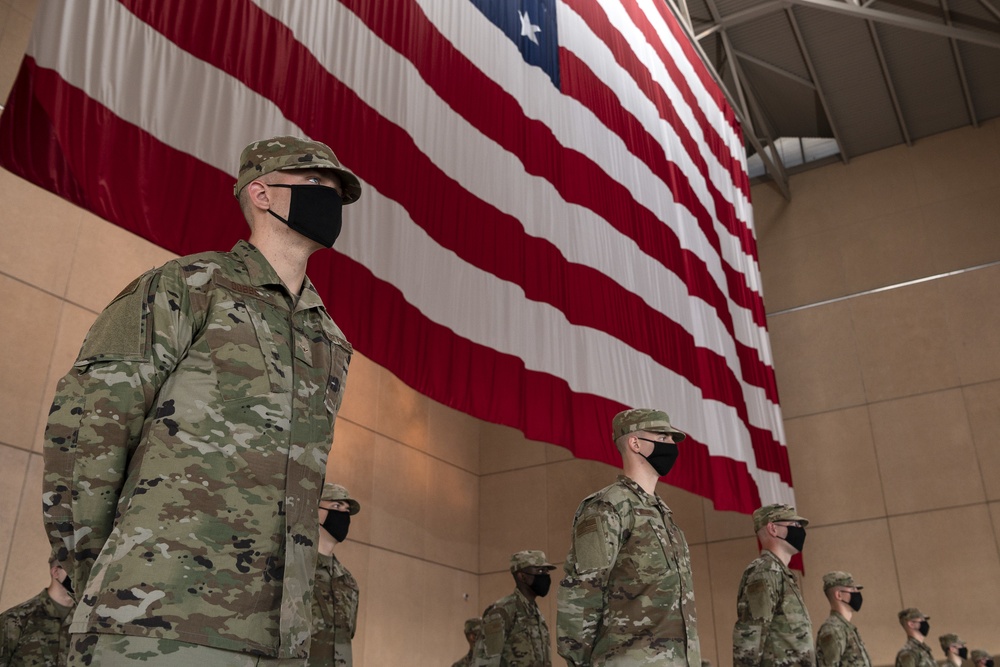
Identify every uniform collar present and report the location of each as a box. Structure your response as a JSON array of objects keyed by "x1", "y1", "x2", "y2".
[
  {"x1": 232, "y1": 240, "x2": 326, "y2": 311},
  {"x1": 906, "y1": 636, "x2": 932, "y2": 653},
  {"x1": 617, "y1": 475, "x2": 671, "y2": 515},
  {"x1": 513, "y1": 587, "x2": 540, "y2": 611},
  {"x1": 830, "y1": 610, "x2": 856, "y2": 629},
  {"x1": 761, "y1": 549, "x2": 793, "y2": 575},
  {"x1": 40, "y1": 589, "x2": 73, "y2": 620}
]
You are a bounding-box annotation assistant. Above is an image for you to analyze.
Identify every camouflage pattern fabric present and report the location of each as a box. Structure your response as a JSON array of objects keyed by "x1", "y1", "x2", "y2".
[
  {"x1": 66, "y1": 634, "x2": 309, "y2": 665},
  {"x1": 473, "y1": 589, "x2": 551, "y2": 667},
  {"x1": 815, "y1": 612, "x2": 871, "y2": 667},
  {"x1": 894, "y1": 637, "x2": 936, "y2": 667},
  {"x1": 43, "y1": 241, "x2": 351, "y2": 659},
  {"x1": 307, "y1": 553, "x2": 358, "y2": 667},
  {"x1": 452, "y1": 649, "x2": 475, "y2": 667},
  {"x1": 234, "y1": 136, "x2": 361, "y2": 203},
  {"x1": 733, "y1": 550, "x2": 814, "y2": 667},
  {"x1": 0, "y1": 590, "x2": 72, "y2": 667},
  {"x1": 557, "y1": 475, "x2": 701, "y2": 667}
]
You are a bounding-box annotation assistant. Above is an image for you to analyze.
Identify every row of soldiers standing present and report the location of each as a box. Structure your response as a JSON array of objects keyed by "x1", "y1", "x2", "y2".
[{"x1": 443, "y1": 409, "x2": 996, "y2": 667}]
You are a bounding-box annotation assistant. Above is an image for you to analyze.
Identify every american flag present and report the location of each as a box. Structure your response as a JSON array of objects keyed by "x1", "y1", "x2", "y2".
[{"x1": 0, "y1": 0, "x2": 793, "y2": 512}]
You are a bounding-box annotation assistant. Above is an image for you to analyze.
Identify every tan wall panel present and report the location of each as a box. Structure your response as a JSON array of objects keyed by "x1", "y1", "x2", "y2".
[
  {"x1": 850, "y1": 281, "x2": 961, "y2": 402},
  {"x1": 368, "y1": 436, "x2": 431, "y2": 559},
  {"x1": 325, "y1": 420, "x2": 376, "y2": 545},
  {"x1": 480, "y1": 421, "x2": 547, "y2": 474},
  {"x1": 336, "y1": 352, "x2": 381, "y2": 430},
  {"x1": 0, "y1": 276, "x2": 62, "y2": 452},
  {"x1": 869, "y1": 389, "x2": 984, "y2": 515},
  {"x1": 0, "y1": 443, "x2": 31, "y2": 601},
  {"x1": 889, "y1": 505, "x2": 1000, "y2": 650},
  {"x1": 479, "y1": 466, "x2": 549, "y2": 574},
  {"x1": 943, "y1": 265, "x2": 1000, "y2": 386},
  {"x1": 705, "y1": 537, "x2": 760, "y2": 667},
  {"x1": 768, "y1": 300, "x2": 866, "y2": 418},
  {"x1": 0, "y1": 453, "x2": 48, "y2": 610},
  {"x1": 785, "y1": 406, "x2": 886, "y2": 526},
  {"x1": 964, "y1": 380, "x2": 1000, "y2": 502}
]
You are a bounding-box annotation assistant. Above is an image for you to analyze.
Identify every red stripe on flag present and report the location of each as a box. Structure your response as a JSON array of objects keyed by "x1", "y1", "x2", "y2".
[
  {"x1": 639, "y1": 0, "x2": 745, "y2": 140},
  {"x1": 0, "y1": 57, "x2": 773, "y2": 511},
  {"x1": 115, "y1": 0, "x2": 791, "y2": 481},
  {"x1": 333, "y1": 0, "x2": 767, "y2": 328},
  {"x1": 560, "y1": 0, "x2": 755, "y2": 251}
]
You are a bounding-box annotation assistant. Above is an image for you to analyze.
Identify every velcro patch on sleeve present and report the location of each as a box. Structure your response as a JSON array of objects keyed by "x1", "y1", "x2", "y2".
[{"x1": 574, "y1": 514, "x2": 610, "y2": 573}]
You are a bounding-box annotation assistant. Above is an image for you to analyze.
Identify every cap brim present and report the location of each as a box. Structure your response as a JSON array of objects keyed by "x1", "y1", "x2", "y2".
[
  {"x1": 347, "y1": 499, "x2": 361, "y2": 515},
  {"x1": 278, "y1": 164, "x2": 362, "y2": 204},
  {"x1": 646, "y1": 426, "x2": 687, "y2": 442}
]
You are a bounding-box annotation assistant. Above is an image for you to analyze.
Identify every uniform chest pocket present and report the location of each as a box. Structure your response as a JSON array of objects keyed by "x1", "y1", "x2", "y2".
[
  {"x1": 205, "y1": 298, "x2": 278, "y2": 401},
  {"x1": 618, "y1": 510, "x2": 672, "y2": 578},
  {"x1": 323, "y1": 336, "x2": 352, "y2": 420}
]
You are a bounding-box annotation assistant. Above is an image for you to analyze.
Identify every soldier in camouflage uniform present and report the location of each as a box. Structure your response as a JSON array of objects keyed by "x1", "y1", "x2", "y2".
[
  {"x1": 308, "y1": 483, "x2": 361, "y2": 667},
  {"x1": 970, "y1": 650, "x2": 994, "y2": 667},
  {"x1": 451, "y1": 618, "x2": 482, "y2": 667},
  {"x1": 733, "y1": 504, "x2": 813, "y2": 667},
  {"x1": 938, "y1": 633, "x2": 968, "y2": 667},
  {"x1": 0, "y1": 561, "x2": 74, "y2": 666},
  {"x1": 815, "y1": 571, "x2": 870, "y2": 667},
  {"x1": 473, "y1": 550, "x2": 555, "y2": 667},
  {"x1": 42, "y1": 136, "x2": 361, "y2": 665},
  {"x1": 894, "y1": 608, "x2": 935, "y2": 667},
  {"x1": 557, "y1": 408, "x2": 701, "y2": 667}
]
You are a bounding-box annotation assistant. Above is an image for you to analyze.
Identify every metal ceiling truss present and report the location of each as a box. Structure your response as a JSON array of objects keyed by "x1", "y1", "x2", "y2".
[
  {"x1": 940, "y1": 0, "x2": 980, "y2": 126},
  {"x1": 866, "y1": 19, "x2": 913, "y2": 145},
  {"x1": 660, "y1": 0, "x2": 794, "y2": 198}
]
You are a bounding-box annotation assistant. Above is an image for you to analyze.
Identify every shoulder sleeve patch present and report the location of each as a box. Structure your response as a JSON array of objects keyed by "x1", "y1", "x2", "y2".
[
  {"x1": 574, "y1": 513, "x2": 610, "y2": 573},
  {"x1": 78, "y1": 270, "x2": 160, "y2": 364}
]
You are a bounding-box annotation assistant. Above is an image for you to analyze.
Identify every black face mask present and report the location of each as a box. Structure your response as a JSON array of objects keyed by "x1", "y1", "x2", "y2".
[
  {"x1": 918, "y1": 619, "x2": 930, "y2": 636},
  {"x1": 957, "y1": 648, "x2": 968, "y2": 660},
  {"x1": 527, "y1": 573, "x2": 551, "y2": 597},
  {"x1": 984, "y1": 660, "x2": 993, "y2": 667},
  {"x1": 847, "y1": 591, "x2": 863, "y2": 612},
  {"x1": 321, "y1": 509, "x2": 351, "y2": 543},
  {"x1": 781, "y1": 525, "x2": 807, "y2": 552},
  {"x1": 267, "y1": 184, "x2": 344, "y2": 248},
  {"x1": 637, "y1": 437, "x2": 679, "y2": 476},
  {"x1": 61, "y1": 574, "x2": 74, "y2": 597}
]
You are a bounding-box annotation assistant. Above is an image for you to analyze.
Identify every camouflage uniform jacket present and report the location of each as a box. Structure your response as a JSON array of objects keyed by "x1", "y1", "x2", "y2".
[
  {"x1": 452, "y1": 648, "x2": 475, "y2": 667},
  {"x1": 42, "y1": 241, "x2": 351, "y2": 659},
  {"x1": 894, "y1": 637, "x2": 936, "y2": 667},
  {"x1": 0, "y1": 589, "x2": 72, "y2": 667},
  {"x1": 733, "y1": 550, "x2": 814, "y2": 667},
  {"x1": 308, "y1": 552, "x2": 358, "y2": 667},
  {"x1": 557, "y1": 475, "x2": 700, "y2": 667},
  {"x1": 815, "y1": 612, "x2": 871, "y2": 667},
  {"x1": 473, "y1": 589, "x2": 551, "y2": 667}
]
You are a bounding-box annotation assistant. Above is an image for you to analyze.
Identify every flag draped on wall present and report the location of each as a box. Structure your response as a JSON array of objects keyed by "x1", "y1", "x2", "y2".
[{"x1": 0, "y1": 0, "x2": 794, "y2": 512}]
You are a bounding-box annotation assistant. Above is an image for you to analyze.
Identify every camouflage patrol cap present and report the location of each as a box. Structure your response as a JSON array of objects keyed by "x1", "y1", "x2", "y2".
[
  {"x1": 320, "y1": 482, "x2": 360, "y2": 515},
  {"x1": 464, "y1": 618, "x2": 482, "y2": 636},
  {"x1": 939, "y1": 634, "x2": 965, "y2": 651},
  {"x1": 898, "y1": 607, "x2": 929, "y2": 622},
  {"x1": 970, "y1": 650, "x2": 992, "y2": 663},
  {"x1": 234, "y1": 135, "x2": 362, "y2": 203},
  {"x1": 612, "y1": 408, "x2": 687, "y2": 443},
  {"x1": 509, "y1": 550, "x2": 555, "y2": 573},
  {"x1": 822, "y1": 571, "x2": 862, "y2": 591},
  {"x1": 752, "y1": 503, "x2": 809, "y2": 532}
]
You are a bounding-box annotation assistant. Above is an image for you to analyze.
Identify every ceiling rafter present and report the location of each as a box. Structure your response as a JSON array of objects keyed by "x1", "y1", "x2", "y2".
[
  {"x1": 734, "y1": 49, "x2": 817, "y2": 88},
  {"x1": 784, "y1": 6, "x2": 850, "y2": 162},
  {"x1": 866, "y1": 20, "x2": 913, "y2": 145},
  {"x1": 940, "y1": 0, "x2": 979, "y2": 126},
  {"x1": 662, "y1": 0, "x2": 793, "y2": 197},
  {"x1": 784, "y1": 0, "x2": 1000, "y2": 48}
]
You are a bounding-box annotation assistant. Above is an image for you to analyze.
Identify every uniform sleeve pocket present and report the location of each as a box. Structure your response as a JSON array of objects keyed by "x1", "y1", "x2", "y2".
[{"x1": 76, "y1": 270, "x2": 159, "y2": 366}]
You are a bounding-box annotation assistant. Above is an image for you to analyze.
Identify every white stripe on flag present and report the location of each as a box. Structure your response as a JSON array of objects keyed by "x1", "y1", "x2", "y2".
[{"x1": 254, "y1": 0, "x2": 780, "y2": 421}]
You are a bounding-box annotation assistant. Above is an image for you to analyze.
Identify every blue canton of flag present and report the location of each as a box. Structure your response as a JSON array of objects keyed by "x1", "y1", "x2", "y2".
[{"x1": 468, "y1": 0, "x2": 561, "y2": 88}]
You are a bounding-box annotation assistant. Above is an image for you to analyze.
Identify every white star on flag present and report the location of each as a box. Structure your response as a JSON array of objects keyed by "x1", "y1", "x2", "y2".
[{"x1": 518, "y1": 10, "x2": 541, "y2": 45}]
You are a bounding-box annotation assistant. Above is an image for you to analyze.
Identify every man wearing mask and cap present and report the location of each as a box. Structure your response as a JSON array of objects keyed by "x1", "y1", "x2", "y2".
[
  {"x1": 733, "y1": 503, "x2": 813, "y2": 667},
  {"x1": 42, "y1": 135, "x2": 360, "y2": 665},
  {"x1": 939, "y1": 634, "x2": 968, "y2": 667},
  {"x1": 0, "y1": 559, "x2": 75, "y2": 665},
  {"x1": 815, "y1": 571, "x2": 871, "y2": 667},
  {"x1": 474, "y1": 550, "x2": 556, "y2": 666},
  {"x1": 970, "y1": 650, "x2": 994, "y2": 667},
  {"x1": 310, "y1": 483, "x2": 361, "y2": 667},
  {"x1": 557, "y1": 408, "x2": 701, "y2": 667},
  {"x1": 894, "y1": 609, "x2": 935, "y2": 667},
  {"x1": 451, "y1": 618, "x2": 482, "y2": 667}
]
